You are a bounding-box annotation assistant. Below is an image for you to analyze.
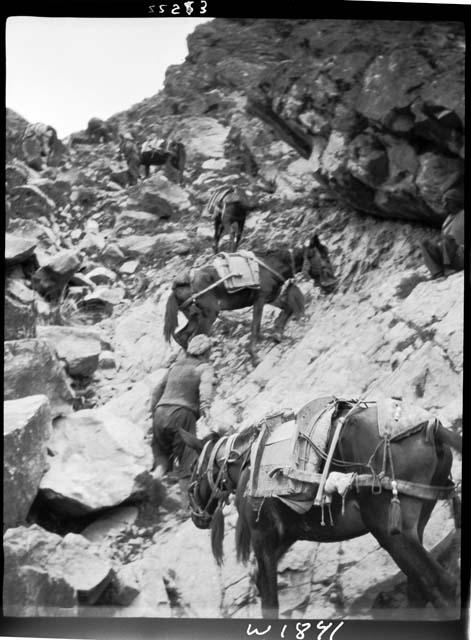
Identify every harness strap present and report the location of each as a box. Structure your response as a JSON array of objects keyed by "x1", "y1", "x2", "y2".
[
  {"x1": 207, "y1": 436, "x2": 228, "y2": 493},
  {"x1": 180, "y1": 273, "x2": 238, "y2": 309},
  {"x1": 251, "y1": 256, "x2": 286, "y2": 283},
  {"x1": 314, "y1": 398, "x2": 365, "y2": 507},
  {"x1": 195, "y1": 440, "x2": 213, "y2": 478}
]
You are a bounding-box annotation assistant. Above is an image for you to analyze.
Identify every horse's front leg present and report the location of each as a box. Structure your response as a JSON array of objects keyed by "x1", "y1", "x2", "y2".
[
  {"x1": 174, "y1": 309, "x2": 200, "y2": 350},
  {"x1": 234, "y1": 220, "x2": 245, "y2": 252},
  {"x1": 252, "y1": 535, "x2": 280, "y2": 618},
  {"x1": 145, "y1": 164, "x2": 150, "y2": 179},
  {"x1": 229, "y1": 222, "x2": 237, "y2": 253},
  {"x1": 214, "y1": 215, "x2": 222, "y2": 254},
  {"x1": 271, "y1": 300, "x2": 292, "y2": 343},
  {"x1": 249, "y1": 298, "x2": 264, "y2": 365}
]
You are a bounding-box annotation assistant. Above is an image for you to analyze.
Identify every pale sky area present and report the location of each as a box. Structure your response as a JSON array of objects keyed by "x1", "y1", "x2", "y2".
[{"x1": 6, "y1": 17, "x2": 212, "y2": 138}]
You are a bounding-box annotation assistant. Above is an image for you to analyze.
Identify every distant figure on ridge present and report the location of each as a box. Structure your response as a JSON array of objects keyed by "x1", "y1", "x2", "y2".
[
  {"x1": 118, "y1": 131, "x2": 141, "y2": 186},
  {"x1": 140, "y1": 136, "x2": 186, "y2": 184},
  {"x1": 149, "y1": 335, "x2": 215, "y2": 496}
]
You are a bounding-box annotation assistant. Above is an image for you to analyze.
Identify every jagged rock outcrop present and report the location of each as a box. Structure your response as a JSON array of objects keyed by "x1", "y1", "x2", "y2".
[
  {"x1": 9, "y1": 184, "x2": 57, "y2": 220},
  {"x1": 36, "y1": 325, "x2": 102, "y2": 377},
  {"x1": 39, "y1": 407, "x2": 153, "y2": 516},
  {"x1": 3, "y1": 395, "x2": 52, "y2": 527},
  {"x1": 4, "y1": 339, "x2": 74, "y2": 418},
  {"x1": 159, "y1": 19, "x2": 464, "y2": 225},
  {"x1": 32, "y1": 249, "x2": 81, "y2": 300},
  {"x1": 3, "y1": 525, "x2": 114, "y2": 615}
]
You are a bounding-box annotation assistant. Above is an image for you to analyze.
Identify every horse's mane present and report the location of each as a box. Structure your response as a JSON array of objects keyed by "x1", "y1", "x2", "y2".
[{"x1": 234, "y1": 423, "x2": 261, "y2": 452}]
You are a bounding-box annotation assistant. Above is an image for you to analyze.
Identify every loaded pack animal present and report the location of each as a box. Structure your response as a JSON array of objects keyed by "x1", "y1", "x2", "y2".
[
  {"x1": 207, "y1": 186, "x2": 257, "y2": 253},
  {"x1": 179, "y1": 396, "x2": 462, "y2": 618},
  {"x1": 140, "y1": 139, "x2": 186, "y2": 184},
  {"x1": 86, "y1": 117, "x2": 115, "y2": 143},
  {"x1": 21, "y1": 123, "x2": 58, "y2": 171},
  {"x1": 163, "y1": 235, "x2": 337, "y2": 363}
]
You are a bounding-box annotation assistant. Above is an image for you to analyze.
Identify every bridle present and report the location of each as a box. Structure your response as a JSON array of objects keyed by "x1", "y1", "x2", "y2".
[{"x1": 188, "y1": 433, "x2": 251, "y2": 528}]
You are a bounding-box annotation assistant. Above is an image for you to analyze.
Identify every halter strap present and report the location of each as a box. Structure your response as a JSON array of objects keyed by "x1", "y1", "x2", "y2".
[{"x1": 207, "y1": 433, "x2": 238, "y2": 494}]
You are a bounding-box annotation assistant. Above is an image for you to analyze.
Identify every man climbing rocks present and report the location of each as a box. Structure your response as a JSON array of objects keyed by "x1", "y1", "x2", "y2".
[
  {"x1": 150, "y1": 335, "x2": 215, "y2": 493},
  {"x1": 118, "y1": 131, "x2": 141, "y2": 186},
  {"x1": 421, "y1": 188, "x2": 464, "y2": 279}
]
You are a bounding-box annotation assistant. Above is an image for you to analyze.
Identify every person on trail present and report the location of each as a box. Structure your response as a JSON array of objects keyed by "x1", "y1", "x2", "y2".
[
  {"x1": 421, "y1": 188, "x2": 464, "y2": 279},
  {"x1": 118, "y1": 131, "x2": 141, "y2": 185},
  {"x1": 149, "y1": 334, "x2": 215, "y2": 494}
]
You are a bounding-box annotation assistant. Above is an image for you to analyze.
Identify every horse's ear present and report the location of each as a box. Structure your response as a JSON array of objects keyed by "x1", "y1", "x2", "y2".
[
  {"x1": 179, "y1": 428, "x2": 204, "y2": 452},
  {"x1": 310, "y1": 234, "x2": 320, "y2": 248}
]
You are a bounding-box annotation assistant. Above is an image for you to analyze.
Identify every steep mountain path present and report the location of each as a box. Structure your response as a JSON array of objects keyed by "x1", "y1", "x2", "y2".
[{"x1": 4, "y1": 17, "x2": 463, "y2": 619}]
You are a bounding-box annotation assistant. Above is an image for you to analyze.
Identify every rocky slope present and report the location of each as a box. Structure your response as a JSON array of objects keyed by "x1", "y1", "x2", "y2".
[{"x1": 3, "y1": 19, "x2": 463, "y2": 619}]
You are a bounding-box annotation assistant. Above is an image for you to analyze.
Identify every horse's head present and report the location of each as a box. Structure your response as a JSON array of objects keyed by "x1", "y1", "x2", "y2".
[
  {"x1": 302, "y1": 234, "x2": 337, "y2": 294},
  {"x1": 179, "y1": 429, "x2": 226, "y2": 530}
]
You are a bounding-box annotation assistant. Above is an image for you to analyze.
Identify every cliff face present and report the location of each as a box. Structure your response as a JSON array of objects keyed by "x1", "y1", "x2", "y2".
[
  {"x1": 4, "y1": 18, "x2": 463, "y2": 619},
  {"x1": 124, "y1": 19, "x2": 464, "y2": 225}
]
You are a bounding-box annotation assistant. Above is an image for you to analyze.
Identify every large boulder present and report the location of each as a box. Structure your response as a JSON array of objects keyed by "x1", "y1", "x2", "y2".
[
  {"x1": 103, "y1": 369, "x2": 168, "y2": 430},
  {"x1": 124, "y1": 185, "x2": 174, "y2": 219},
  {"x1": 39, "y1": 407, "x2": 152, "y2": 516},
  {"x1": 6, "y1": 218, "x2": 60, "y2": 252},
  {"x1": 4, "y1": 283, "x2": 37, "y2": 340},
  {"x1": 5, "y1": 233, "x2": 37, "y2": 267},
  {"x1": 117, "y1": 232, "x2": 191, "y2": 261},
  {"x1": 112, "y1": 210, "x2": 167, "y2": 238},
  {"x1": 3, "y1": 395, "x2": 52, "y2": 527},
  {"x1": 30, "y1": 177, "x2": 72, "y2": 209},
  {"x1": 174, "y1": 116, "x2": 230, "y2": 160},
  {"x1": 36, "y1": 325, "x2": 102, "y2": 378},
  {"x1": 4, "y1": 339, "x2": 74, "y2": 418},
  {"x1": 9, "y1": 184, "x2": 56, "y2": 220},
  {"x1": 128, "y1": 174, "x2": 190, "y2": 213},
  {"x1": 113, "y1": 297, "x2": 179, "y2": 380},
  {"x1": 5, "y1": 160, "x2": 33, "y2": 193},
  {"x1": 32, "y1": 249, "x2": 81, "y2": 300},
  {"x1": 3, "y1": 525, "x2": 114, "y2": 615},
  {"x1": 110, "y1": 557, "x2": 171, "y2": 617}
]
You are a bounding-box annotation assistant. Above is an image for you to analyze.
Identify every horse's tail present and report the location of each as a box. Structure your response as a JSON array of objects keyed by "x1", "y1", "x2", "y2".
[
  {"x1": 211, "y1": 503, "x2": 225, "y2": 566},
  {"x1": 235, "y1": 468, "x2": 252, "y2": 564},
  {"x1": 286, "y1": 282, "x2": 305, "y2": 321},
  {"x1": 163, "y1": 291, "x2": 179, "y2": 342},
  {"x1": 434, "y1": 421, "x2": 462, "y2": 454}
]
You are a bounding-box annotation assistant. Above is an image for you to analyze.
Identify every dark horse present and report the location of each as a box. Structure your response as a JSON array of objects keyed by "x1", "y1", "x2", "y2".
[
  {"x1": 140, "y1": 141, "x2": 186, "y2": 184},
  {"x1": 180, "y1": 401, "x2": 462, "y2": 618},
  {"x1": 163, "y1": 235, "x2": 337, "y2": 362},
  {"x1": 209, "y1": 187, "x2": 257, "y2": 253}
]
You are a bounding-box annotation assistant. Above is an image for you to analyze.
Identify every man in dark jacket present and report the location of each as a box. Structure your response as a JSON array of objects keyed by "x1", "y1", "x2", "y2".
[
  {"x1": 118, "y1": 132, "x2": 141, "y2": 185},
  {"x1": 150, "y1": 335, "x2": 215, "y2": 483}
]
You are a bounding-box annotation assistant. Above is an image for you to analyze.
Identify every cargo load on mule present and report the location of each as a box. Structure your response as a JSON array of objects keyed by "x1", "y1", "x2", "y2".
[
  {"x1": 213, "y1": 250, "x2": 260, "y2": 292},
  {"x1": 247, "y1": 396, "x2": 451, "y2": 517}
]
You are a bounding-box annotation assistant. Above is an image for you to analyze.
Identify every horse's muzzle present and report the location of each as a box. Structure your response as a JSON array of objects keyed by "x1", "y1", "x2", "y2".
[{"x1": 191, "y1": 511, "x2": 212, "y2": 529}]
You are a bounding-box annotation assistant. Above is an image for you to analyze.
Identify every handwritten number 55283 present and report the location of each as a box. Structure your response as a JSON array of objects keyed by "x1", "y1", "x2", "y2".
[{"x1": 149, "y1": 2, "x2": 208, "y2": 14}]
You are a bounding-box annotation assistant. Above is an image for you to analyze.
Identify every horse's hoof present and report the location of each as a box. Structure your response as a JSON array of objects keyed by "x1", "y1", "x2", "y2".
[
  {"x1": 250, "y1": 354, "x2": 260, "y2": 367},
  {"x1": 272, "y1": 334, "x2": 282, "y2": 344}
]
